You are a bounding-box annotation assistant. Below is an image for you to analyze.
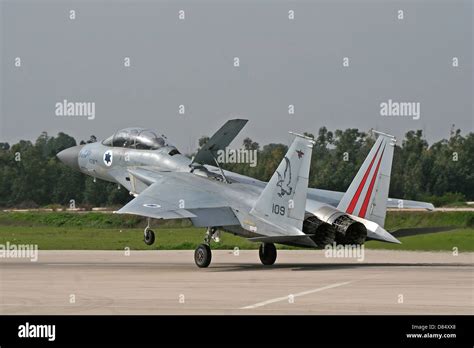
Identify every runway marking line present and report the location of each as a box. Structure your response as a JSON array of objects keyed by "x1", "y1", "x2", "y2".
[{"x1": 240, "y1": 280, "x2": 354, "y2": 309}]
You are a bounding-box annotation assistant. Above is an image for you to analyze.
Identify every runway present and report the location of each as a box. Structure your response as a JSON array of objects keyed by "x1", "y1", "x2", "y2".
[{"x1": 0, "y1": 250, "x2": 472, "y2": 315}]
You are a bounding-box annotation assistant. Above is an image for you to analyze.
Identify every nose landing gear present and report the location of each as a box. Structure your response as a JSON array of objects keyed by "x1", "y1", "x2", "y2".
[
  {"x1": 143, "y1": 218, "x2": 155, "y2": 246},
  {"x1": 144, "y1": 228, "x2": 155, "y2": 245}
]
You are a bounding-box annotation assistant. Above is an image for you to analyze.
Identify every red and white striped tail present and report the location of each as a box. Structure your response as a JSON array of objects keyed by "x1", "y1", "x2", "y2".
[{"x1": 337, "y1": 131, "x2": 396, "y2": 228}]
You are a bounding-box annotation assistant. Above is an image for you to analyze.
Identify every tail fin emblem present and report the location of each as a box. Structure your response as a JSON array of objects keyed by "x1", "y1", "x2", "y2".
[{"x1": 276, "y1": 157, "x2": 293, "y2": 197}]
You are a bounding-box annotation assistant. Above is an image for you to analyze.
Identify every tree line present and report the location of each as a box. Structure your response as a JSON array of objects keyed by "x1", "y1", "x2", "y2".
[{"x1": 0, "y1": 127, "x2": 472, "y2": 208}]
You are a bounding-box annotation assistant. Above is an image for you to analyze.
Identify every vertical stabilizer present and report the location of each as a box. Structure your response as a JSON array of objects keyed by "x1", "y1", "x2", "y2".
[
  {"x1": 250, "y1": 133, "x2": 314, "y2": 231},
  {"x1": 337, "y1": 131, "x2": 396, "y2": 227}
]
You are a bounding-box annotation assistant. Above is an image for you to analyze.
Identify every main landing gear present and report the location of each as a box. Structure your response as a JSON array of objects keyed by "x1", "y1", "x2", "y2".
[
  {"x1": 259, "y1": 243, "x2": 277, "y2": 265},
  {"x1": 192, "y1": 228, "x2": 278, "y2": 268},
  {"x1": 194, "y1": 227, "x2": 217, "y2": 268},
  {"x1": 143, "y1": 218, "x2": 155, "y2": 246}
]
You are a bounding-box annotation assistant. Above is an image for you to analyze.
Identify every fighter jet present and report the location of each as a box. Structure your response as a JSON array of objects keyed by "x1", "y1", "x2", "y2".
[{"x1": 57, "y1": 120, "x2": 434, "y2": 268}]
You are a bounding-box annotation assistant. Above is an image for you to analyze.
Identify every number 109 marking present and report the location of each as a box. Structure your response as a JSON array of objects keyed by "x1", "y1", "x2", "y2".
[{"x1": 272, "y1": 203, "x2": 285, "y2": 216}]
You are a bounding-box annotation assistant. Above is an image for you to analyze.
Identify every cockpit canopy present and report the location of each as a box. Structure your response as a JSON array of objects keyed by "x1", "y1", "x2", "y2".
[{"x1": 102, "y1": 128, "x2": 172, "y2": 150}]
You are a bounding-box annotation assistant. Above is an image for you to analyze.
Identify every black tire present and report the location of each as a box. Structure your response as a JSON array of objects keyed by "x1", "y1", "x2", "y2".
[
  {"x1": 144, "y1": 229, "x2": 155, "y2": 245},
  {"x1": 194, "y1": 244, "x2": 212, "y2": 268},
  {"x1": 259, "y1": 243, "x2": 277, "y2": 265}
]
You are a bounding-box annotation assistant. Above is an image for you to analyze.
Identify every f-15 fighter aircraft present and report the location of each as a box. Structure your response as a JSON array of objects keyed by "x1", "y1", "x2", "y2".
[{"x1": 57, "y1": 120, "x2": 433, "y2": 267}]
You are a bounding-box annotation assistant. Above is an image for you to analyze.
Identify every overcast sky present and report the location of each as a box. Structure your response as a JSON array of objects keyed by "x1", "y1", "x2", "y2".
[{"x1": 1, "y1": 0, "x2": 472, "y2": 153}]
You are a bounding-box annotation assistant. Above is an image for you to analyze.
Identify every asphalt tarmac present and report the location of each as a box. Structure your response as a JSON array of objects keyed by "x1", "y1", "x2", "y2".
[{"x1": 0, "y1": 250, "x2": 472, "y2": 314}]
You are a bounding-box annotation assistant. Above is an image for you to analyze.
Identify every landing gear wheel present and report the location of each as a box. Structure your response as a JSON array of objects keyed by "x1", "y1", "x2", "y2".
[
  {"x1": 259, "y1": 243, "x2": 277, "y2": 265},
  {"x1": 194, "y1": 244, "x2": 212, "y2": 268},
  {"x1": 144, "y1": 229, "x2": 155, "y2": 245}
]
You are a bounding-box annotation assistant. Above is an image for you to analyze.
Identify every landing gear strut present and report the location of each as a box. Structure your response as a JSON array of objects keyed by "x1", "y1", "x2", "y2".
[
  {"x1": 143, "y1": 218, "x2": 155, "y2": 246},
  {"x1": 194, "y1": 227, "x2": 217, "y2": 268},
  {"x1": 259, "y1": 243, "x2": 277, "y2": 265}
]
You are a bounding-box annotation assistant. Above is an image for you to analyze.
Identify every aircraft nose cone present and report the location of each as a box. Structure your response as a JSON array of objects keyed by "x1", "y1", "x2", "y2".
[{"x1": 57, "y1": 145, "x2": 84, "y2": 170}]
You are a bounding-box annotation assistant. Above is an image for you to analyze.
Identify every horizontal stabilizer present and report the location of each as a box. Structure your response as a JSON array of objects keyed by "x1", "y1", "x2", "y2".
[
  {"x1": 391, "y1": 226, "x2": 457, "y2": 238},
  {"x1": 366, "y1": 225, "x2": 401, "y2": 244},
  {"x1": 351, "y1": 215, "x2": 401, "y2": 244}
]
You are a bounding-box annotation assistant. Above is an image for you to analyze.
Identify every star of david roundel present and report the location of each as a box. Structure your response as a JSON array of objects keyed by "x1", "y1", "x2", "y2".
[{"x1": 103, "y1": 150, "x2": 113, "y2": 167}]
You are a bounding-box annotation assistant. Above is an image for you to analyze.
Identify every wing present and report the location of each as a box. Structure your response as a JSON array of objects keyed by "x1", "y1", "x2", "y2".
[
  {"x1": 114, "y1": 169, "x2": 240, "y2": 227},
  {"x1": 220, "y1": 174, "x2": 435, "y2": 211},
  {"x1": 307, "y1": 188, "x2": 434, "y2": 211}
]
